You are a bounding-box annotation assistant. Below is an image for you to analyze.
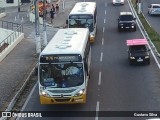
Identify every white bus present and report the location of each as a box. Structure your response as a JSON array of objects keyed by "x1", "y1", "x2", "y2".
[
  {"x1": 66, "y1": 2, "x2": 97, "y2": 43},
  {"x1": 38, "y1": 28, "x2": 91, "y2": 104}
]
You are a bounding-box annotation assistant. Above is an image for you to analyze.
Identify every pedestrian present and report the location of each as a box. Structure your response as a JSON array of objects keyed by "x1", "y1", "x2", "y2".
[
  {"x1": 50, "y1": 9, "x2": 55, "y2": 24},
  {"x1": 52, "y1": 4, "x2": 55, "y2": 12},
  {"x1": 55, "y1": 4, "x2": 59, "y2": 13}
]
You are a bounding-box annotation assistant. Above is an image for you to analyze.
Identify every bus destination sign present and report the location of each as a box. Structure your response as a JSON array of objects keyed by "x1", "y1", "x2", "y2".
[{"x1": 40, "y1": 54, "x2": 82, "y2": 63}]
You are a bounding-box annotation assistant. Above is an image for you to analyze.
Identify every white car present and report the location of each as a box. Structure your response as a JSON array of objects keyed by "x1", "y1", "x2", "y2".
[
  {"x1": 148, "y1": 4, "x2": 160, "y2": 15},
  {"x1": 113, "y1": 0, "x2": 124, "y2": 5}
]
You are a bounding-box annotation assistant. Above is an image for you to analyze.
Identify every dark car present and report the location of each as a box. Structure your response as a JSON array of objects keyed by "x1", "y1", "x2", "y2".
[
  {"x1": 118, "y1": 12, "x2": 136, "y2": 32},
  {"x1": 126, "y1": 39, "x2": 150, "y2": 65}
]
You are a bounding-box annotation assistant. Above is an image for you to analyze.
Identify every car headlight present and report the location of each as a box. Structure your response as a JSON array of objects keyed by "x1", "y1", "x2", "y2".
[
  {"x1": 130, "y1": 57, "x2": 135, "y2": 59},
  {"x1": 145, "y1": 56, "x2": 149, "y2": 59},
  {"x1": 75, "y1": 89, "x2": 85, "y2": 96},
  {"x1": 40, "y1": 90, "x2": 50, "y2": 97},
  {"x1": 131, "y1": 23, "x2": 135, "y2": 26}
]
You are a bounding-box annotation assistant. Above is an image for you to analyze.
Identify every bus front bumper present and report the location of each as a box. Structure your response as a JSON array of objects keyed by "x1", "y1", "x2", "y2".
[{"x1": 40, "y1": 94, "x2": 86, "y2": 104}]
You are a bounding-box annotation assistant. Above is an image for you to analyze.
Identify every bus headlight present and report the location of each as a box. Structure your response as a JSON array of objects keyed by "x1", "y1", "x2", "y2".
[
  {"x1": 40, "y1": 90, "x2": 50, "y2": 97},
  {"x1": 90, "y1": 34, "x2": 94, "y2": 39},
  {"x1": 75, "y1": 89, "x2": 85, "y2": 96}
]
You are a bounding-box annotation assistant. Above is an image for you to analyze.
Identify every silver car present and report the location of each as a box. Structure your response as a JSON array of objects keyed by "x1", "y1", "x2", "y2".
[
  {"x1": 113, "y1": 0, "x2": 124, "y2": 5},
  {"x1": 148, "y1": 4, "x2": 160, "y2": 15}
]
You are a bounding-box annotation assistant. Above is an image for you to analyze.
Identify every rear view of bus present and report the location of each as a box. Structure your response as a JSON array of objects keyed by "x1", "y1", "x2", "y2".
[
  {"x1": 38, "y1": 28, "x2": 91, "y2": 104},
  {"x1": 67, "y1": 2, "x2": 97, "y2": 43}
]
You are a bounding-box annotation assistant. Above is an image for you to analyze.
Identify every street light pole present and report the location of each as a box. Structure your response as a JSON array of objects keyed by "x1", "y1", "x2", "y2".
[
  {"x1": 35, "y1": 0, "x2": 41, "y2": 54},
  {"x1": 43, "y1": 0, "x2": 47, "y2": 47},
  {"x1": 18, "y1": 0, "x2": 20, "y2": 12}
]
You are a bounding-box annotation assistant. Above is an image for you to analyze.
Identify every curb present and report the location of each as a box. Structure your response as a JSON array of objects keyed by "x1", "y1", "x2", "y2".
[
  {"x1": 0, "y1": 65, "x2": 36, "y2": 120},
  {"x1": 128, "y1": 0, "x2": 160, "y2": 58}
]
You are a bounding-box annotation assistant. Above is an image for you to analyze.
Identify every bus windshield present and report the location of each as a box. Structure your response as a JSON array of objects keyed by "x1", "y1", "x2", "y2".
[
  {"x1": 40, "y1": 63, "x2": 84, "y2": 88},
  {"x1": 69, "y1": 16, "x2": 94, "y2": 32}
]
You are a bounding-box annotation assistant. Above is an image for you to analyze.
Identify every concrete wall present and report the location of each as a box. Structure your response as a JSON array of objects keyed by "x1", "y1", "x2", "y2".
[
  {"x1": 0, "y1": 28, "x2": 24, "y2": 62},
  {"x1": 0, "y1": 0, "x2": 18, "y2": 7},
  {"x1": 0, "y1": 28, "x2": 14, "y2": 42},
  {"x1": 0, "y1": 13, "x2": 6, "y2": 18}
]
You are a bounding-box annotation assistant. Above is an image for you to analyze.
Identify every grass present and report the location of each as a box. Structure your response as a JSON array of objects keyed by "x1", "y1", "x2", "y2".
[{"x1": 131, "y1": 0, "x2": 160, "y2": 53}]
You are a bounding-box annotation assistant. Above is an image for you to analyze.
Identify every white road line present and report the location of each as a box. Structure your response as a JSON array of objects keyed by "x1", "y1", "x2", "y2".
[
  {"x1": 105, "y1": 2, "x2": 107, "y2": 7},
  {"x1": 100, "y1": 52, "x2": 103, "y2": 62},
  {"x1": 127, "y1": 0, "x2": 160, "y2": 69},
  {"x1": 104, "y1": 19, "x2": 106, "y2": 24},
  {"x1": 103, "y1": 27, "x2": 105, "y2": 33},
  {"x1": 98, "y1": 72, "x2": 102, "y2": 86},
  {"x1": 102, "y1": 38, "x2": 104, "y2": 45},
  {"x1": 95, "y1": 101, "x2": 100, "y2": 120},
  {"x1": 105, "y1": 10, "x2": 107, "y2": 15}
]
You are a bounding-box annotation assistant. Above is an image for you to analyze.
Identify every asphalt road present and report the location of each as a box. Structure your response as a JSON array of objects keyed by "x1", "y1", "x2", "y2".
[
  {"x1": 141, "y1": 0, "x2": 160, "y2": 34},
  {"x1": 18, "y1": 0, "x2": 160, "y2": 120}
]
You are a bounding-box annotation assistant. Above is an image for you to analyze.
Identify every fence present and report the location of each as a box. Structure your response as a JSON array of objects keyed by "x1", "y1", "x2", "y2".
[{"x1": 0, "y1": 20, "x2": 23, "y2": 53}]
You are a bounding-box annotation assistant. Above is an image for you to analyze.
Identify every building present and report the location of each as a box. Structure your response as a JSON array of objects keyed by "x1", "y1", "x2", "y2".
[{"x1": 0, "y1": 0, "x2": 30, "y2": 8}]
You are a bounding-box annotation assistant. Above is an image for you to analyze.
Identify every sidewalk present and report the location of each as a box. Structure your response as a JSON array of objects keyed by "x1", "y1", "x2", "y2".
[{"x1": 0, "y1": 0, "x2": 81, "y2": 111}]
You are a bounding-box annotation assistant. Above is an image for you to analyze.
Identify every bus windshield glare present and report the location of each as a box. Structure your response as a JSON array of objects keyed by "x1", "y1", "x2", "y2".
[
  {"x1": 69, "y1": 15, "x2": 94, "y2": 32},
  {"x1": 40, "y1": 63, "x2": 84, "y2": 88}
]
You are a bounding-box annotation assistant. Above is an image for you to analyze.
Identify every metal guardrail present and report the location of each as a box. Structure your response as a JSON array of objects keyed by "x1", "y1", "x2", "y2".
[{"x1": 0, "y1": 20, "x2": 23, "y2": 54}]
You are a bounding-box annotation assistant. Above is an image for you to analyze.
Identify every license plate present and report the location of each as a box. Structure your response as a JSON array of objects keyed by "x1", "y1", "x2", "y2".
[
  {"x1": 126, "y1": 27, "x2": 130, "y2": 28},
  {"x1": 137, "y1": 59, "x2": 143, "y2": 62}
]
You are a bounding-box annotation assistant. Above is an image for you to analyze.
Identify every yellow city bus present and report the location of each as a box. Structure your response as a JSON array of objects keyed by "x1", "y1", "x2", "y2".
[
  {"x1": 67, "y1": 2, "x2": 97, "y2": 43},
  {"x1": 38, "y1": 28, "x2": 91, "y2": 104}
]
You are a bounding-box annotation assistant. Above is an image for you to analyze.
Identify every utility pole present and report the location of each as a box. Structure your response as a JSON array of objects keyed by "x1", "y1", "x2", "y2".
[
  {"x1": 35, "y1": 0, "x2": 41, "y2": 54},
  {"x1": 43, "y1": 0, "x2": 47, "y2": 47},
  {"x1": 138, "y1": 0, "x2": 142, "y2": 14},
  {"x1": 18, "y1": 0, "x2": 20, "y2": 12}
]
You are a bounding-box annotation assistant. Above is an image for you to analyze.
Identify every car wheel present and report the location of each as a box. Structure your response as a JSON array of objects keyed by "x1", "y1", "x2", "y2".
[
  {"x1": 146, "y1": 60, "x2": 150, "y2": 65},
  {"x1": 134, "y1": 26, "x2": 136, "y2": 31},
  {"x1": 118, "y1": 28, "x2": 122, "y2": 32},
  {"x1": 148, "y1": 11, "x2": 152, "y2": 16}
]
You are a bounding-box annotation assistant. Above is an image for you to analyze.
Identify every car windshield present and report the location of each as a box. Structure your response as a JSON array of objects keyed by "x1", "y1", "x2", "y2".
[
  {"x1": 39, "y1": 63, "x2": 84, "y2": 88},
  {"x1": 130, "y1": 45, "x2": 147, "y2": 53},
  {"x1": 120, "y1": 15, "x2": 133, "y2": 21},
  {"x1": 153, "y1": 6, "x2": 160, "y2": 8},
  {"x1": 69, "y1": 19, "x2": 94, "y2": 32}
]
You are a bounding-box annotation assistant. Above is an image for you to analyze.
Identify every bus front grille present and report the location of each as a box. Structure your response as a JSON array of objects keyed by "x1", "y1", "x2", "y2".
[{"x1": 55, "y1": 98, "x2": 71, "y2": 102}]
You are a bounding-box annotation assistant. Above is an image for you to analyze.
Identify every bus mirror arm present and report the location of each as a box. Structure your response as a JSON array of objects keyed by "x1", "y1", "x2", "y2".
[{"x1": 66, "y1": 19, "x2": 68, "y2": 24}]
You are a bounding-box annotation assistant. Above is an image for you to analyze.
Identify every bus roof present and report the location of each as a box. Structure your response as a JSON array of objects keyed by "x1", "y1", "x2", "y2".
[
  {"x1": 40, "y1": 28, "x2": 89, "y2": 56},
  {"x1": 126, "y1": 39, "x2": 148, "y2": 46},
  {"x1": 69, "y1": 2, "x2": 96, "y2": 15}
]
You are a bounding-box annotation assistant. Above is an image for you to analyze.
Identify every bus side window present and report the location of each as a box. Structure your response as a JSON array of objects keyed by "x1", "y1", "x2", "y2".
[
  {"x1": 84, "y1": 40, "x2": 90, "y2": 62},
  {"x1": 94, "y1": 7, "x2": 97, "y2": 23}
]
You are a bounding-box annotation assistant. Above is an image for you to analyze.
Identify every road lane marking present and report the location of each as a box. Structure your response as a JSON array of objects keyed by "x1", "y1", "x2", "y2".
[
  {"x1": 102, "y1": 38, "x2": 104, "y2": 45},
  {"x1": 100, "y1": 52, "x2": 103, "y2": 62},
  {"x1": 105, "y1": 2, "x2": 107, "y2": 7},
  {"x1": 98, "y1": 72, "x2": 102, "y2": 86},
  {"x1": 105, "y1": 10, "x2": 106, "y2": 15},
  {"x1": 104, "y1": 19, "x2": 106, "y2": 24},
  {"x1": 95, "y1": 101, "x2": 100, "y2": 120},
  {"x1": 103, "y1": 27, "x2": 105, "y2": 33},
  {"x1": 127, "y1": 0, "x2": 160, "y2": 69}
]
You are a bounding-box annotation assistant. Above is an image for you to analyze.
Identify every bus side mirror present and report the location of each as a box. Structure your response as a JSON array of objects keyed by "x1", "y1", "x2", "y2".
[
  {"x1": 84, "y1": 61, "x2": 88, "y2": 76},
  {"x1": 34, "y1": 63, "x2": 38, "y2": 76},
  {"x1": 66, "y1": 19, "x2": 68, "y2": 24}
]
